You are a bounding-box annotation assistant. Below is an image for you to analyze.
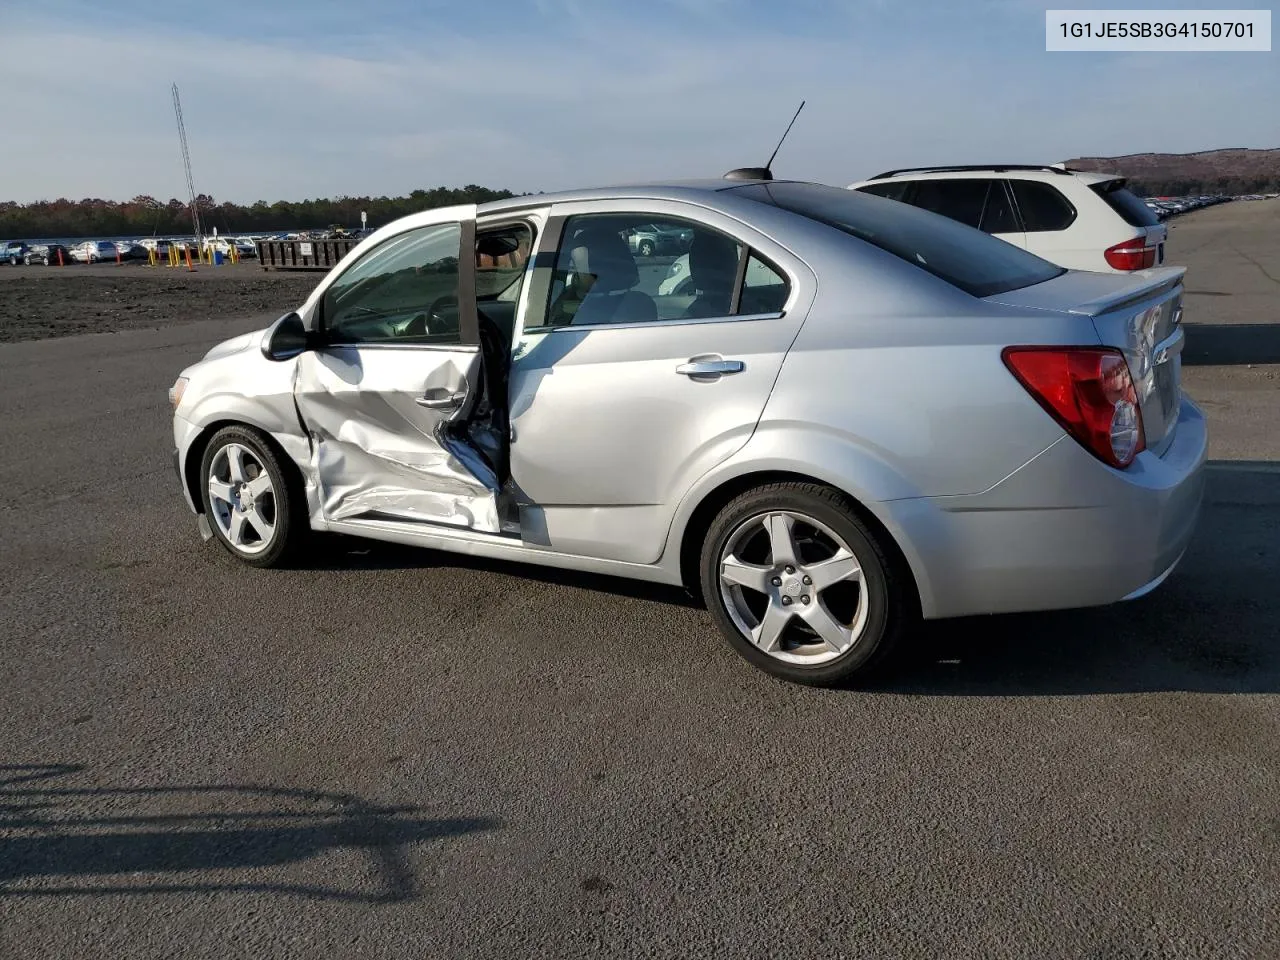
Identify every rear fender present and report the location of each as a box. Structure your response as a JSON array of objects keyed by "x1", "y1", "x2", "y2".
[{"x1": 663, "y1": 424, "x2": 939, "y2": 610}]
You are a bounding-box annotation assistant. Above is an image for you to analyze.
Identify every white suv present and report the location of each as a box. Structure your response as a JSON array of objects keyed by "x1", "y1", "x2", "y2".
[{"x1": 847, "y1": 164, "x2": 1167, "y2": 273}]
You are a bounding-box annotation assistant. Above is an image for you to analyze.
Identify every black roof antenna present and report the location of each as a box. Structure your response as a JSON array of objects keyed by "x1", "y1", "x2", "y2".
[{"x1": 723, "y1": 100, "x2": 806, "y2": 181}]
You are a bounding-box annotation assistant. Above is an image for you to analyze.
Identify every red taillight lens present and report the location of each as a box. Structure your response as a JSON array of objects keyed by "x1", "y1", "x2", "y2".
[
  {"x1": 1104, "y1": 237, "x2": 1156, "y2": 270},
  {"x1": 1002, "y1": 346, "x2": 1146, "y2": 468}
]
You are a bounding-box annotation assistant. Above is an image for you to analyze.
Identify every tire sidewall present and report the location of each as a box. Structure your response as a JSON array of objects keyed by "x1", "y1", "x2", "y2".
[
  {"x1": 700, "y1": 487, "x2": 895, "y2": 686},
  {"x1": 198, "y1": 426, "x2": 296, "y2": 567}
]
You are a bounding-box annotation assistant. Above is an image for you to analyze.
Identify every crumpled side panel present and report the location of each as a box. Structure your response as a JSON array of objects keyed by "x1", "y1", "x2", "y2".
[{"x1": 302, "y1": 353, "x2": 500, "y2": 532}]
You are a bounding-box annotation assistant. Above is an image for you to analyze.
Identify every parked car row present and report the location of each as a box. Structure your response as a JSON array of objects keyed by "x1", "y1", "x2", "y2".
[
  {"x1": 0, "y1": 235, "x2": 265, "y2": 265},
  {"x1": 1141, "y1": 194, "x2": 1233, "y2": 220}
]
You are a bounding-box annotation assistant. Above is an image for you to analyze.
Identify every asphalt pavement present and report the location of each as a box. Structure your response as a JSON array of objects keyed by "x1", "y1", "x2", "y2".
[{"x1": 1, "y1": 200, "x2": 1277, "y2": 959}]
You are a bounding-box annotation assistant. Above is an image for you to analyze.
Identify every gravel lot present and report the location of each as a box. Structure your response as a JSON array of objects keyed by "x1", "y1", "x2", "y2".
[
  {"x1": 1, "y1": 201, "x2": 1277, "y2": 959},
  {"x1": 0, "y1": 263, "x2": 318, "y2": 343}
]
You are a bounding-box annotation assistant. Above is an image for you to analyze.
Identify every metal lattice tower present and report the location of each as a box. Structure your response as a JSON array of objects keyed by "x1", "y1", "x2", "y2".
[{"x1": 171, "y1": 83, "x2": 203, "y2": 245}]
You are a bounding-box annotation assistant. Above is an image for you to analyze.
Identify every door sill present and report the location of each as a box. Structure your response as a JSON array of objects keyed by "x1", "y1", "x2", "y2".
[{"x1": 347, "y1": 512, "x2": 523, "y2": 541}]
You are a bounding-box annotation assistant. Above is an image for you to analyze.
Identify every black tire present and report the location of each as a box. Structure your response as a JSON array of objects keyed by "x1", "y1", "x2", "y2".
[
  {"x1": 638, "y1": 240, "x2": 655, "y2": 257},
  {"x1": 198, "y1": 425, "x2": 305, "y2": 568},
  {"x1": 699, "y1": 482, "x2": 914, "y2": 687}
]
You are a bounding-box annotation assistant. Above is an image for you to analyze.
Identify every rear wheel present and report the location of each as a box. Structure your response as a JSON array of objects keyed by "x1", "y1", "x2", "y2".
[
  {"x1": 638, "y1": 239, "x2": 655, "y2": 257},
  {"x1": 699, "y1": 482, "x2": 912, "y2": 686},
  {"x1": 199, "y1": 426, "x2": 303, "y2": 568}
]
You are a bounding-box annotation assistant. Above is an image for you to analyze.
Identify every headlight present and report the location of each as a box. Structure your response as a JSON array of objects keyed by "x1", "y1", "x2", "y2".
[{"x1": 168, "y1": 377, "x2": 189, "y2": 408}]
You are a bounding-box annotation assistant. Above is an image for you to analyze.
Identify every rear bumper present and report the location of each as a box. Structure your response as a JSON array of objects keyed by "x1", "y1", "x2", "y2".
[{"x1": 883, "y1": 395, "x2": 1208, "y2": 620}]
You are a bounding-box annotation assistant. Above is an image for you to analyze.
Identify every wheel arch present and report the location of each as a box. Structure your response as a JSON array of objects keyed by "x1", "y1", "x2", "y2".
[
  {"x1": 676, "y1": 469, "x2": 926, "y2": 618},
  {"x1": 182, "y1": 419, "x2": 306, "y2": 515}
]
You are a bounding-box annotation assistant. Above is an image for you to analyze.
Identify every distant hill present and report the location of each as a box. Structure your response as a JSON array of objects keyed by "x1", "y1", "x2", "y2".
[{"x1": 1065, "y1": 148, "x2": 1280, "y2": 196}]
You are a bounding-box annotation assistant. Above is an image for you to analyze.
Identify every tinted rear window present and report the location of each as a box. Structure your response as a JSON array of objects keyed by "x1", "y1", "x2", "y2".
[
  {"x1": 1010, "y1": 180, "x2": 1076, "y2": 232},
  {"x1": 909, "y1": 179, "x2": 989, "y2": 229},
  {"x1": 738, "y1": 182, "x2": 1064, "y2": 298},
  {"x1": 1092, "y1": 179, "x2": 1160, "y2": 227}
]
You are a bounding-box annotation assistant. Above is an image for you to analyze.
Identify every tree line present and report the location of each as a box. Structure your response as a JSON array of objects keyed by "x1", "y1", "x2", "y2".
[
  {"x1": 0, "y1": 185, "x2": 520, "y2": 240},
  {"x1": 3, "y1": 174, "x2": 1276, "y2": 240}
]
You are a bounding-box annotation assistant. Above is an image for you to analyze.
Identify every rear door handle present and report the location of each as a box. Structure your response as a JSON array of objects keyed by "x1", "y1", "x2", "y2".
[
  {"x1": 416, "y1": 390, "x2": 467, "y2": 409},
  {"x1": 676, "y1": 358, "x2": 744, "y2": 377}
]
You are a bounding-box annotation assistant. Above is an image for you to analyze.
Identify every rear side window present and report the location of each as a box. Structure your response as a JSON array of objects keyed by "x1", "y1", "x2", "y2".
[
  {"x1": 735, "y1": 181, "x2": 1064, "y2": 298},
  {"x1": 979, "y1": 182, "x2": 1019, "y2": 234},
  {"x1": 1092, "y1": 180, "x2": 1160, "y2": 227},
  {"x1": 855, "y1": 181, "x2": 912, "y2": 202},
  {"x1": 909, "y1": 179, "x2": 988, "y2": 229},
  {"x1": 1010, "y1": 180, "x2": 1077, "y2": 232}
]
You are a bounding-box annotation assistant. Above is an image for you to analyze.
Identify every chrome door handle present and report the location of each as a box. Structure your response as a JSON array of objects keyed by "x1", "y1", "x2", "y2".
[
  {"x1": 676, "y1": 359, "x2": 744, "y2": 377},
  {"x1": 416, "y1": 390, "x2": 467, "y2": 409}
]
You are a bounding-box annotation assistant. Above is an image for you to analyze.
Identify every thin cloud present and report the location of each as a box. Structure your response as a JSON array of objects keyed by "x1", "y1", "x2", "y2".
[{"x1": 0, "y1": 5, "x2": 1274, "y2": 203}]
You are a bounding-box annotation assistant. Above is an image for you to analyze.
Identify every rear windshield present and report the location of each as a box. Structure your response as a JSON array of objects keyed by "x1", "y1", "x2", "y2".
[
  {"x1": 733, "y1": 181, "x2": 1065, "y2": 298},
  {"x1": 1092, "y1": 179, "x2": 1160, "y2": 227}
]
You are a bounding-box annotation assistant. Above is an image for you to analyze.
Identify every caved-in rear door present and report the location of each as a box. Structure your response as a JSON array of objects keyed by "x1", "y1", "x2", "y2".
[{"x1": 293, "y1": 211, "x2": 505, "y2": 532}]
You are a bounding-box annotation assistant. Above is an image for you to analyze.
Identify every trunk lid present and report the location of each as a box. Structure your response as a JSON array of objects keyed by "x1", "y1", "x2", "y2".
[{"x1": 987, "y1": 266, "x2": 1186, "y2": 454}]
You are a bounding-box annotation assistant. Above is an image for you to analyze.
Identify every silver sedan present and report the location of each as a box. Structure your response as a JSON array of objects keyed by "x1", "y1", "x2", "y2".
[{"x1": 168, "y1": 177, "x2": 1206, "y2": 686}]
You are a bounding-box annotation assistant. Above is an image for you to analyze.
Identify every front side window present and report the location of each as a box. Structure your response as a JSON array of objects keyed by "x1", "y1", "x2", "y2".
[
  {"x1": 532, "y1": 213, "x2": 787, "y2": 329},
  {"x1": 321, "y1": 222, "x2": 463, "y2": 345}
]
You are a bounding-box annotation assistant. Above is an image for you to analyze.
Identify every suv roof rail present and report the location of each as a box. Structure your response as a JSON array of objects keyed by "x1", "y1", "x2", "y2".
[{"x1": 866, "y1": 164, "x2": 1078, "y2": 180}]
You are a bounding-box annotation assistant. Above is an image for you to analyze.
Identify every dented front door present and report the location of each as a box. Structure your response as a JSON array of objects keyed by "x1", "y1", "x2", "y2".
[{"x1": 292, "y1": 212, "x2": 502, "y2": 532}]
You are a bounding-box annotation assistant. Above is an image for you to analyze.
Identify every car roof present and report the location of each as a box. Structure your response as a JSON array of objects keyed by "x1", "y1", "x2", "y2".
[
  {"x1": 848, "y1": 167, "x2": 1119, "y2": 188},
  {"x1": 476, "y1": 178, "x2": 774, "y2": 215}
]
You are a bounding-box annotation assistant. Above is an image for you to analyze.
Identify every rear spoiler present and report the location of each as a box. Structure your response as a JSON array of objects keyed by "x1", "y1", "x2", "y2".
[{"x1": 1064, "y1": 266, "x2": 1186, "y2": 317}]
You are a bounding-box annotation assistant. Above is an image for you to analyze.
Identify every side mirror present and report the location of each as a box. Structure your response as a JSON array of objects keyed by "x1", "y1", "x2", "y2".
[{"x1": 261, "y1": 312, "x2": 311, "y2": 361}]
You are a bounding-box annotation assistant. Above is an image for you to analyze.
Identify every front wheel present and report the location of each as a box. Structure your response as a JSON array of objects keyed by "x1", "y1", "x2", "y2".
[
  {"x1": 699, "y1": 482, "x2": 913, "y2": 686},
  {"x1": 199, "y1": 426, "x2": 303, "y2": 567}
]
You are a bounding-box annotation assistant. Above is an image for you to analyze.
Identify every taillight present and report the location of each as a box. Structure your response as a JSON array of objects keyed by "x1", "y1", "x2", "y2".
[
  {"x1": 1104, "y1": 237, "x2": 1156, "y2": 270},
  {"x1": 1002, "y1": 346, "x2": 1146, "y2": 468}
]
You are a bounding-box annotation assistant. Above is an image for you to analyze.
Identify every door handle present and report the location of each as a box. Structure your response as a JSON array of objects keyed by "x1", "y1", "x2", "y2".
[
  {"x1": 416, "y1": 390, "x2": 467, "y2": 409},
  {"x1": 676, "y1": 358, "x2": 744, "y2": 377}
]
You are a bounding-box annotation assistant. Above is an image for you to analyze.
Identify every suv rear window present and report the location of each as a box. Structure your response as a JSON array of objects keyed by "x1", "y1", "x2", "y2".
[
  {"x1": 1091, "y1": 179, "x2": 1160, "y2": 227},
  {"x1": 736, "y1": 181, "x2": 1064, "y2": 298},
  {"x1": 1010, "y1": 180, "x2": 1076, "y2": 232}
]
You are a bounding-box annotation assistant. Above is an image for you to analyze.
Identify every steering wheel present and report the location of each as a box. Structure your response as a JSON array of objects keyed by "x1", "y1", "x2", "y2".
[
  {"x1": 424, "y1": 295, "x2": 460, "y2": 336},
  {"x1": 401, "y1": 295, "x2": 461, "y2": 339}
]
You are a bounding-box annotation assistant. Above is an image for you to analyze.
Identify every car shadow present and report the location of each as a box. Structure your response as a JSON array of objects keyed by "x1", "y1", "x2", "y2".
[
  {"x1": 294, "y1": 534, "x2": 701, "y2": 608},
  {"x1": 1181, "y1": 322, "x2": 1280, "y2": 365},
  {"x1": 0, "y1": 765, "x2": 497, "y2": 901},
  {"x1": 288, "y1": 461, "x2": 1277, "y2": 696}
]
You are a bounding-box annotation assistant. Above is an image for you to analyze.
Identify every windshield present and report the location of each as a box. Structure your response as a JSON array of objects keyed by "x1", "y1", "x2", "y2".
[{"x1": 733, "y1": 181, "x2": 1066, "y2": 298}]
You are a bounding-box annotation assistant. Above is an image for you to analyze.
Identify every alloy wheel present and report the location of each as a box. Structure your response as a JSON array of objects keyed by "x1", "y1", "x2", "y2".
[
  {"x1": 718, "y1": 510, "x2": 870, "y2": 665},
  {"x1": 206, "y1": 442, "x2": 278, "y2": 555}
]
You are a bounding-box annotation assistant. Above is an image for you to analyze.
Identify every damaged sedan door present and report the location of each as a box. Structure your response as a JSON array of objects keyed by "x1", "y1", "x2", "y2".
[{"x1": 293, "y1": 211, "x2": 504, "y2": 533}]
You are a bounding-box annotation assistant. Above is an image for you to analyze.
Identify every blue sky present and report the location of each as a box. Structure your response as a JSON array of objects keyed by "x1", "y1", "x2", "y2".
[{"x1": 1, "y1": 0, "x2": 1275, "y2": 203}]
